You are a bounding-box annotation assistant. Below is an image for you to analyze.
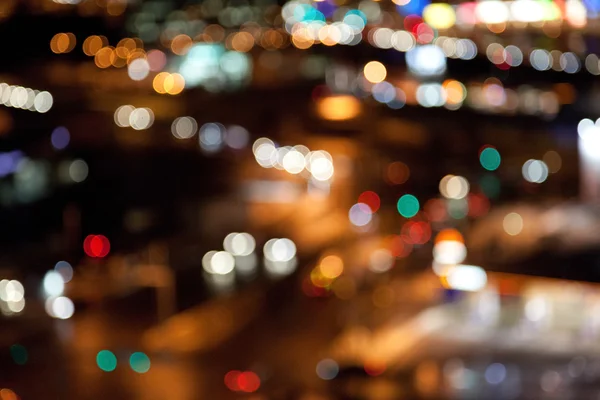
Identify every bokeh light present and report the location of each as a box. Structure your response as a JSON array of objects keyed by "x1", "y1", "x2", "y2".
[
  {"x1": 96, "y1": 350, "x2": 117, "y2": 372},
  {"x1": 397, "y1": 194, "x2": 419, "y2": 218},
  {"x1": 479, "y1": 147, "x2": 501, "y2": 171},
  {"x1": 503, "y1": 212, "x2": 523, "y2": 236},
  {"x1": 129, "y1": 352, "x2": 151, "y2": 373}
]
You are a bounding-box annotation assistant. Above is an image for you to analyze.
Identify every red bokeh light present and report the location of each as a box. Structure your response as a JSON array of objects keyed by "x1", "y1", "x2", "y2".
[
  {"x1": 224, "y1": 370, "x2": 242, "y2": 391},
  {"x1": 358, "y1": 191, "x2": 380, "y2": 213},
  {"x1": 83, "y1": 234, "x2": 110, "y2": 258},
  {"x1": 468, "y1": 193, "x2": 490, "y2": 217},
  {"x1": 237, "y1": 371, "x2": 260, "y2": 393},
  {"x1": 388, "y1": 235, "x2": 412, "y2": 258},
  {"x1": 364, "y1": 360, "x2": 386, "y2": 376},
  {"x1": 401, "y1": 221, "x2": 431, "y2": 245}
]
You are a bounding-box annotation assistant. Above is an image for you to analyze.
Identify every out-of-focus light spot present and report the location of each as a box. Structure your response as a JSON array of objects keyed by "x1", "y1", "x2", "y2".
[
  {"x1": 307, "y1": 151, "x2": 334, "y2": 181},
  {"x1": 316, "y1": 95, "x2": 362, "y2": 121},
  {"x1": 364, "y1": 360, "x2": 386, "y2": 376},
  {"x1": 47, "y1": 296, "x2": 75, "y2": 319},
  {"x1": 264, "y1": 238, "x2": 297, "y2": 262},
  {"x1": 96, "y1": 350, "x2": 117, "y2": 372},
  {"x1": 525, "y1": 296, "x2": 548, "y2": 322},
  {"x1": 392, "y1": 30, "x2": 416, "y2": 52},
  {"x1": 423, "y1": 3, "x2": 456, "y2": 29},
  {"x1": 424, "y1": 198, "x2": 447, "y2": 222},
  {"x1": 0, "y1": 389, "x2": 18, "y2": 400},
  {"x1": 199, "y1": 123, "x2": 225, "y2": 153},
  {"x1": 225, "y1": 370, "x2": 242, "y2": 391},
  {"x1": 225, "y1": 125, "x2": 249, "y2": 149},
  {"x1": 129, "y1": 107, "x2": 154, "y2": 130},
  {"x1": 530, "y1": 49, "x2": 551, "y2": 71},
  {"x1": 209, "y1": 251, "x2": 235, "y2": 275},
  {"x1": 10, "y1": 344, "x2": 27, "y2": 366},
  {"x1": 127, "y1": 58, "x2": 150, "y2": 81},
  {"x1": 170, "y1": 34, "x2": 193, "y2": 55},
  {"x1": 541, "y1": 370, "x2": 561, "y2": 392},
  {"x1": 146, "y1": 49, "x2": 166, "y2": 72},
  {"x1": 54, "y1": 261, "x2": 73, "y2": 283},
  {"x1": 358, "y1": 191, "x2": 380, "y2": 213},
  {"x1": 282, "y1": 149, "x2": 306, "y2": 174},
  {"x1": 543, "y1": 150, "x2": 561, "y2": 173},
  {"x1": 445, "y1": 264, "x2": 487, "y2": 292},
  {"x1": 171, "y1": 117, "x2": 197, "y2": 139},
  {"x1": 237, "y1": 371, "x2": 260, "y2": 393},
  {"x1": 479, "y1": 147, "x2": 501, "y2": 171},
  {"x1": 503, "y1": 212, "x2": 523, "y2": 236},
  {"x1": 386, "y1": 161, "x2": 409, "y2": 184},
  {"x1": 433, "y1": 240, "x2": 467, "y2": 266},
  {"x1": 83, "y1": 234, "x2": 110, "y2": 258},
  {"x1": 480, "y1": 174, "x2": 501, "y2": 198},
  {"x1": 69, "y1": 159, "x2": 88, "y2": 183},
  {"x1": 83, "y1": 35, "x2": 105, "y2": 56},
  {"x1": 51, "y1": 32, "x2": 76, "y2": 54},
  {"x1": 332, "y1": 276, "x2": 357, "y2": 299},
  {"x1": 319, "y1": 255, "x2": 344, "y2": 279},
  {"x1": 114, "y1": 105, "x2": 135, "y2": 127},
  {"x1": 440, "y1": 175, "x2": 469, "y2": 199},
  {"x1": 349, "y1": 203, "x2": 372, "y2": 226},
  {"x1": 407, "y1": 45, "x2": 447, "y2": 76},
  {"x1": 164, "y1": 73, "x2": 185, "y2": 95},
  {"x1": 152, "y1": 72, "x2": 169, "y2": 94},
  {"x1": 476, "y1": 0, "x2": 509, "y2": 23},
  {"x1": 364, "y1": 61, "x2": 387, "y2": 83},
  {"x1": 34, "y1": 91, "x2": 53, "y2": 113},
  {"x1": 316, "y1": 359, "x2": 339, "y2": 380},
  {"x1": 0, "y1": 280, "x2": 24, "y2": 302},
  {"x1": 397, "y1": 194, "x2": 419, "y2": 218},
  {"x1": 416, "y1": 83, "x2": 446, "y2": 107},
  {"x1": 129, "y1": 352, "x2": 150, "y2": 373},
  {"x1": 43, "y1": 270, "x2": 64, "y2": 297},
  {"x1": 485, "y1": 363, "x2": 506, "y2": 384},
  {"x1": 522, "y1": 159, "x2": 549, "y2": 183},
  {"x1": 51, "y1": 127, "x2": 70, "y2": 150},
  {"x1": 369, "y1": 249, "x2": 394, "y2": 273},
  {"x1": 223, "y1": 232, "x2": 256, "y2": 256}
]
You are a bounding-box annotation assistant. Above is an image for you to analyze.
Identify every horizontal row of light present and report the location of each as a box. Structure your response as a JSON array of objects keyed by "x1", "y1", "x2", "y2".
[
  {"x1": 0, "y1": 83, "x2": 53, "y2": 113},
  {"x1": 114, "y1": 105, "x2": 155, "y2": 130}
]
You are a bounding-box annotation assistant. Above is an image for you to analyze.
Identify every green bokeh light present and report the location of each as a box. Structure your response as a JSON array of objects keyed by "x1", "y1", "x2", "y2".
[
  {"x1": 129, "y1": 352, "x2": 151, "y2": 374},
  {"x1": 96, "y1": 350, "x2": 117, "y2": 372},
  {"x1": 10, "y1": 344, "x2": 27, "y2": 365},
  {"x1": 479, "y1": 147, "x2": 501, "y2": 171},
  {"x1": 479, "y1": 174, "x2": 501, "y2": 199},
  {"x1": 397, "y1": 194, "x2": 420, "y2": 218}
]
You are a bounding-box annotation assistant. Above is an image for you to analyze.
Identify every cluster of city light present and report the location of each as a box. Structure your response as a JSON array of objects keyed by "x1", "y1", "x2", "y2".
[
  {"x1": 252, "y1": 138, "x2": 334, "y2": 181},
  {"x1": 0, "y1": 83, "x2": 53, "y2": 113},
  {"x1": 0, "y1": 279, "x2": 25, "y2": 316},
  {"x1": 81, "y1": 35, "x2": 152, "y2": 71},
  {"x1": 42, "y1": 267, "x2": 74, "y2": 320},
  {"x1": 50, "y1": 32, "x2": 76, "y2": 54},
  {"x1": 264, "y1": 238, "x2": 298, "y2": 277},
  {"x1": 577, "y1": 118, "x2": 600, "y2": 160},
  {"x1": 114, "y1": 105, "x2": 155, "y2": 130}
]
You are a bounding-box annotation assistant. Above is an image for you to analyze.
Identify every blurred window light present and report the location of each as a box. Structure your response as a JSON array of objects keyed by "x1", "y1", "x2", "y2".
[
  {"x1": 476, "y1": 0, "x2": 509, "y2": 23},
  {"x1": 530, "y1": 49, "x2": 552, "y2": 71},
  {"x1": 504, "y1": 45, "x2": 523, "y2": 67},
  {"x1": 242, "y1": 180, "x2": 303, "y2": 203},
  {"x1": 54, "y1": 261, "x2": 73, "y2": 283},
  {"x1": 391, "y1": 30, "x2": 416, "y2": 52},
  {"x1": 445, "y1": 264, "x2": 487, "y2": 292},
  {"x1": 43, "y1": 271, "x2": 64, "y2": 297},
  {"x1": 560, "y1": 52, "x2": 581, "y2": 74},
  {"x1": 46, "y1": 296, "x2": 74, "y2": 319},
  {"x1": 127, "y1": 58, "x2": 150, "y2": 81},
  {"x1": 114, "y1": 105, "x2": 135, "y2": 127},
  {"x1": 416, "y1": 83, "x2": 446, "y2": 107},
  {"x1": 307, "y1": 151, "x2": 334, "y2": 181},
  {"x1": 0, "y1": 279, "x2": 24, "y2": 302},
  {"x1": 510, "y1": 0, "x2": 544, "y2": 22},
  {"x1": 372, "y1": 28, "x2": 394, "y2": 49},
  {"x1": 210, "y1": 251, "x2": 235, "y2": 275},
  {"x1": 199, "y1": 123, "x2": 225, "y2": 153},
  {"x1": 282, "y1": 149, "x2": 306, "y2": 174},
  {"x1": 264, "y1": 238, "x2": 297, "y2": 262},
  {"x1": 503, "y1": 212, "x2": 523, "y2": 236}
]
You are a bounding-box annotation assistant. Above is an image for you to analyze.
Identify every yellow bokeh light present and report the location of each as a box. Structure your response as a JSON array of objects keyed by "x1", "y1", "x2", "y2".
[
  {"x1": 316, "y1": 95, "x2": 362, "y2": 121},
  {"x1": 423, "y1": 3, "x2": 456, "y2": 30},
  {"x1": 442, "y1": 79, "x2": 467, "y2": 105},
  {"x1": 364, "y1": 61, "x2": 387, "y2": 83},
  {"x1": 171, "y1": 34, "x2": 193, "y2": 55},
  {"x1": 107, "y1": 0, "x2": 127, "y2": 16},
  {"x1": 292, "y1": 33, "x2": 313, "y2": 50},
  {"x1": 50, "y1": 33, "x2": 76, "y2": 54},
  {"x1": 164, "y1": 73, "x2": 185, "y2": 95},
  {"x1": 127, "y1": 49, "x2": 147, "y2": 65},
  {"x1": 310, "y1": 267, "x2": 333, "y2": 288},
  {"x1": 319, "y1": 255, "x2": 344, "y2": 279},
  {"x1": 153, "y1": 72, "x2": 169, "y2": 94}
]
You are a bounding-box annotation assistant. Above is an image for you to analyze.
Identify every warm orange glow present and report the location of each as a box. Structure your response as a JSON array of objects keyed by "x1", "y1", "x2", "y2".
[
  {"x1": 83, "y1": 35, "x2": 105, "y2": 56},
  {"x1": 231, "y1": 32, "x2": 254, "y2": 52},
  {"x1": 171, "y1": 34, "x2": 193, "y2": 55},
  {"x1": 94, "y1": 47, "x2": 114, "y2": 68},
  {"x1": 364, "y1": 61, "x2": 387, "y2": 83},
  {"x1": 50, "y1": 33, "x2": 76, "y2": 54},
  {"x1": 434, "y1": 228, "x2": 464, "y2": 244},
  {"x1": 0, "y1": 388, "x2": 18, "y2": 400},
  {"x1": 153, "y1": 72, "x2": 169, "y2": 94},
  {"x1": 319, "y1": 255, "x2": 344, "y2": 279},
  {"x1": 164, "y1": 73, "x2": 185, "y2": 95},
  {"x1": 316, "y1": 95, "x2": 362, "y2": 121}
]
